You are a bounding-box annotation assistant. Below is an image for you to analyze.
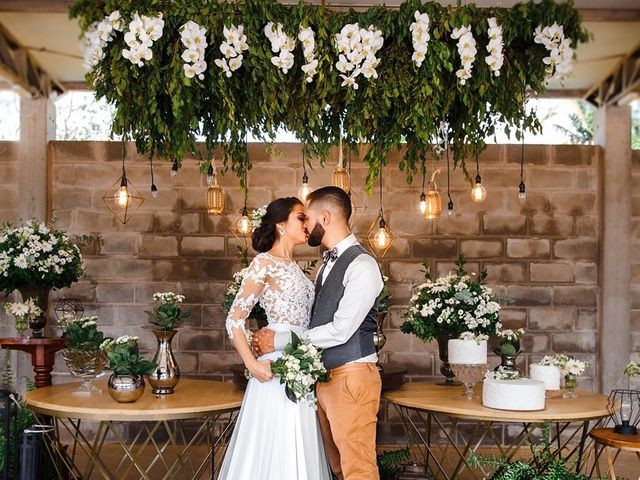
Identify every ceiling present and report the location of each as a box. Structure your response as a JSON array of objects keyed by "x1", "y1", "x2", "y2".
[{"x1": 0, "y1": 1, "x2": 639, "y2": 98}]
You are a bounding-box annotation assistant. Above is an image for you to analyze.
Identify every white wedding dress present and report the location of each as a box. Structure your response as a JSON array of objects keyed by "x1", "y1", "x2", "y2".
[{"x1": 218, "y1": 252, "x2": 332, "y2": 480}]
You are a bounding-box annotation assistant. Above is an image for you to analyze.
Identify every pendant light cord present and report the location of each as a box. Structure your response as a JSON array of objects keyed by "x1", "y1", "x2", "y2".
[
  {"x1": 379, "y1": 166, "x2": 383, "y2": 216},
  {"x1": 520, "y1": 128, "x2": 525, "y2": 181},
  {"x1": 421, "y1": 154, "x2": 426, "y2": 193},
  {"x1": 149, "y1": 146, "x2": 155, "y2": 185},
  {"x1": 446, "y1": 137, "x2": 452, "y2": 203}
]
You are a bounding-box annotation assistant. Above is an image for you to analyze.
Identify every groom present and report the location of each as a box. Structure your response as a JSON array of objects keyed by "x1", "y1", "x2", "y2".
[{"x1": 253, "y1": 186, "x2": 383, "y2": 480}]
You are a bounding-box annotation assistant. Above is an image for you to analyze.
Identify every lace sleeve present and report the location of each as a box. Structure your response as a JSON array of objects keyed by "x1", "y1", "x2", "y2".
[{"x1": 225, "y1": 255, "x2": 269, "y2": 339}]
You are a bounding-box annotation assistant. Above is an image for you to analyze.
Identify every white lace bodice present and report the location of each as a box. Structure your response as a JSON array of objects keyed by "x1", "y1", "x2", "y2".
[{"x1": 225, "y1": 253, "x2": 315, "y2": 339}]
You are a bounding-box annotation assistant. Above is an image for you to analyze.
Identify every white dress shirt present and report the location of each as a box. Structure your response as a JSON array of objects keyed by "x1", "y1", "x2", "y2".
[{"x1": 274, "y1": 234, "x2": 383, "y2": 364}]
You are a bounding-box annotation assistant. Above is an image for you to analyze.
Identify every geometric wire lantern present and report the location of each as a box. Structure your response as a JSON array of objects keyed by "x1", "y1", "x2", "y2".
[
  {"x1": 102, "y1": 147, "x2": 144, "y2": 224},
  {"x1": 54, "y1": 298, "x2": 84, "y2": 321},
  {"x1": 607, "y1": 389, "x2": 640, "y2": 435}
]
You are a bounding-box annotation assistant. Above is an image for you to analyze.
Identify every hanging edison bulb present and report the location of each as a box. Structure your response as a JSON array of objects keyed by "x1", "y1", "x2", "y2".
[
  {"x1": 298, "y1": 172, "x2": 313, "y2": 201},
  {"x1": 114, "y1": 177, "x2": 131, "y2": 208},
  {"x1": 237, "y1": 208, "x2": 252, "y2": 235},
  {"x1": 374, "y1": 220, "x2": 391, "y2": 249},
  {"x1": 332, "y1": 135, "x2": 350, "y2": 193},
  {"x1": 518, "y1": 181, "x2": 527, "y2": 205},
  {"x1": 207, "y1": 171, "x2": 225, "y2": 215},
  {"x1": 419, "y1": 193, "x2": 427, "y2": 215},
  {"x1": 471, "y1": 174, "x2": 487, "y2": 203}
]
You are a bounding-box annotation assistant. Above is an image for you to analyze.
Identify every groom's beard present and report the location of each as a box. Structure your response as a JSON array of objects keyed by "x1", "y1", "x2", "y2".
[{"x1": 307, "y1": 223, "x2": 325, "y2": 247}]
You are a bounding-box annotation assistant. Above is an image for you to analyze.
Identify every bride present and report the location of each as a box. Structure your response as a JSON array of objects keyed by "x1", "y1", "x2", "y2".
[{"x1": 218, "y1": 197, "x2": 332, "y2": 480}]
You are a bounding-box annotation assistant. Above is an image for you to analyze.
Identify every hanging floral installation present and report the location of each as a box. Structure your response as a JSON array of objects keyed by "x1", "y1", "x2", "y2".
[{"x1": 71, "y1": 0, "x2": 587, "y2": 189}]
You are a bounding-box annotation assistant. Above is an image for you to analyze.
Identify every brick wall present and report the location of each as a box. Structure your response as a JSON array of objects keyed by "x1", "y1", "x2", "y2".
[
  {"x1": 0, "y1": 142, "x2": 20, "y2": 338},
  {"x1": 0, "y1": 141, "x2": 603, "y2": 441}
]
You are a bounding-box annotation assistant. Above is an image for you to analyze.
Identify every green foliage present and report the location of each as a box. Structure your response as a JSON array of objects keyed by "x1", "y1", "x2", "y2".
[
  {"x1": 377, "y1": 448, "x2": 411, "y2": 480},
  {"x1": 60, "y1": 316, "x2": 106, "y2": 350},
  {"x1": 552, "y1": 100, "x2": 594, "y2": 144},
  {"x1": 377, "y1": 276, "x2": 392, "y2": 314},
  {"x1": 100, "y1": 336, "x2": 157, "y2": 375},
  {"x1": 469, "y1": 423, "x2": 592, "y2": 480},
  {"x1": 145, "y1": 292, "x2": 190, "y2": 330},
  {"x1": 69, "y1": 0, "x2": 587, "y2": 189}
]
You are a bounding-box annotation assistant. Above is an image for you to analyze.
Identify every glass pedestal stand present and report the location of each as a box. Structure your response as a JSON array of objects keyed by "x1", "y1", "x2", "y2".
[{"x1": 450, "y1": 363, "x2": 489, "y2": 400}]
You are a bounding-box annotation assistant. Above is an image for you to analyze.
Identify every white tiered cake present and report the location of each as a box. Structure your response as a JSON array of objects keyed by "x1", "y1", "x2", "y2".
[
  {"x1": 482, "y1": 378, "x2": 546, "y2": 411},
  {"x1": 448, "y1": 339, "x2": 487, "y2": 364},
  {"x1": 529, "y1": 363, "x2": 561, "y2": 390}
]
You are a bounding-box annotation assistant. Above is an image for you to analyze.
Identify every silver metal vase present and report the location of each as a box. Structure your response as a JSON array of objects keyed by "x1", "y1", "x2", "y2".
[{"x1": 147, "y1": 329, "x2": 180, "y2": 395}]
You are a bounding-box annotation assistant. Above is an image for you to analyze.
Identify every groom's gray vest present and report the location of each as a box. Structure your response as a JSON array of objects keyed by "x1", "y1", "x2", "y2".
[{"x1": 310, "y1": 244, "x2": 378, "y2": 370}]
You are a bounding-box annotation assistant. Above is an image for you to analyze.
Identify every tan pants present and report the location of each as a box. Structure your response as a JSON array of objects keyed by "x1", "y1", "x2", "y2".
[{"x1": 316, "y1": 362, "x2": 381, "y2": 480}]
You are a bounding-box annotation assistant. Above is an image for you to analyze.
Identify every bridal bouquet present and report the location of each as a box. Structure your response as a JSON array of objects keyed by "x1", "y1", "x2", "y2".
[{"x1": 270, "y1": 333, "x2": 330, "y2": 405}]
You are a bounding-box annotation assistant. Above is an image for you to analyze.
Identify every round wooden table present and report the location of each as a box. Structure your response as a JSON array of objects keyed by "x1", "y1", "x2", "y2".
[
  {"x1": 588, "y1": 428, "x2": 640, "y2": 480},
  {"x1": 384, "y1": 382, "x2": 611, "y2": 480},
  {"x1": 25, "y1": 378, "x2": 244, "y2": 480}
]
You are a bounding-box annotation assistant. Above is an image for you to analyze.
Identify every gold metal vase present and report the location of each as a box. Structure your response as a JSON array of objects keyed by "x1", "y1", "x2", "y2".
[
  {"x1": 147, "y1": 329, "x2": 180, "y2": 395},
  {"x1": 107, "y1": 373, "x2": 145, "y2": 403}
]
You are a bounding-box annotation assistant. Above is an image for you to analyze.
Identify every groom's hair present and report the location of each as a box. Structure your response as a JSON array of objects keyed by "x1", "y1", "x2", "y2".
[{"x1": 308, "y1": 186, "x2": 352, "y2": 221}]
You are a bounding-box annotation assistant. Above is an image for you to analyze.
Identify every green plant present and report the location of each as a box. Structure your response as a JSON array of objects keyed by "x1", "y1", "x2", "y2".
[
  {"x1": 60, "y1": 315, "x2": 106, "y2": 350},
  {"x1": 100, "y1": 336, "x2": 157, "y2": 375},
  {"x1": 377, "y1": 448, "x2": 411, "y2": 480},
  {"x1": 494, "y1": 328, "x2": 525, "y2": 356},
  {"x1": 377, "y1": 275, "x2": 392, "y2": 315},
  {"x1": 0, "y1": 219, "x2": 85, "y2": 295},
  {"x1": 69, "y1": 0, "x2": 587, "y2": 189},
  {"x1": 145, "y1": 292, "x2": 190, "y2": 330},
  {"x1": 469, "y1": 423, "x2": 592, "y2": 480},
  {"x1": 401, "y1": 254, "x2": 505, "y2": 342}
]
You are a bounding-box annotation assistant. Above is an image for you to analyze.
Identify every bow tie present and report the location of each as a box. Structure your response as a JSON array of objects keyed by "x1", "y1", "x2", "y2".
[{"x1": 322, "y1": 248, "x2": 338, "y2": 264}]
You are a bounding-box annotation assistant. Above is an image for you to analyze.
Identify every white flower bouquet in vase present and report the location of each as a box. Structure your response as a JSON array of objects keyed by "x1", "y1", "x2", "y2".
[{"x1": 539, "y1": 354, "x2": 589, "y2": 399}]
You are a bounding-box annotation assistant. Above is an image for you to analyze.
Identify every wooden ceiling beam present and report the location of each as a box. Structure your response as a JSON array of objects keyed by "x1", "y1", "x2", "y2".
[
  {"x1": 0, "y1": 21, "x2": 64, "y2": 97},
  {"x1": 0, "y1": 1, "x2": 639, "y2": 21},
  {"x1": 584, "y1": 43, "x2": 640, "y2": 106}
]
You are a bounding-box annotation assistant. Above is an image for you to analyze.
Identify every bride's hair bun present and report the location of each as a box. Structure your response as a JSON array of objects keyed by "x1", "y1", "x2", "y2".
[{"x1": 251, "y1": 197, "x2": 303, "y2": 253}]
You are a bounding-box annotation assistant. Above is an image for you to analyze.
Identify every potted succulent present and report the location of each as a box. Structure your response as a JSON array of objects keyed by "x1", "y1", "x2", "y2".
[
  {"x1": 60, "y1": 315, "x2": 108, "y2": 396},
  {"x1": 494, "y1": 328, "x2": 525, "y2": 374},
  {"x1": 0, "y1": 220, "x2": 85, "y2": 337},
  {"x1": 100, "y1": 336, "x2": 156, "y2": 403},
  {"x1": 145, "y1": 292, "x2": 189, "y2": 395}
]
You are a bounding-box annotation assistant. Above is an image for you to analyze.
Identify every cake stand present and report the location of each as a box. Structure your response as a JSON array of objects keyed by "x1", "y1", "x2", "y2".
[{"x1": 450, "y1": 363, "x2": 489, "y2": 399}]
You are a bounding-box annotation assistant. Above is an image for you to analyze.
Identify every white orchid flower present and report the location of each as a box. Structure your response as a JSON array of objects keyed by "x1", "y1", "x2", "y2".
[
  {"x1": 220, "y1": 42, "x2": 236, "y2": 58},
  {"x1": 183, "y1": 64, "x2": 196, "y2": 78},
  {"x1": 228, "y1": 54, "x2": 243, "y2": 71},
  {"x1": 181, "y1": 49, "x2": 200, "y2": 63}
]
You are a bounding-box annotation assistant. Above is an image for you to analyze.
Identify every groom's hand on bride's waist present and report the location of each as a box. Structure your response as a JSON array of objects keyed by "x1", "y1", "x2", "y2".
[{"x1": 252, "y1": 328, "x2": 275, "y2": 356}]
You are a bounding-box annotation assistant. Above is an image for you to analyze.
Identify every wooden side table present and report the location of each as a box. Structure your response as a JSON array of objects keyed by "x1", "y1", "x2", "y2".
[
  {"x1": 0, "y1": 337, "x2": 66, "y2": 388},
  {"x1": 588, "y1": 428, "x2": 640, "y2": 480}
]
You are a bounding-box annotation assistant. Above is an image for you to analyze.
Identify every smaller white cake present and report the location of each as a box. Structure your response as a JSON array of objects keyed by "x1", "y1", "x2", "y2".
[
  {"x1": 448, "y1": 339, "x2": 487, "y2": 364},
  {"x1": 482, "y1": 378, "x2": 546, "y2": 411},
  {"x1": 529, "y1": 364, "x2": 561, "y2": 390}
]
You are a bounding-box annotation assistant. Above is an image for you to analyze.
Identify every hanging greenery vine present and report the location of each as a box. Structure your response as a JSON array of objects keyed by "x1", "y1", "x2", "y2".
[{"x1": 70, "y1": 0, "x2": 587, "y2": 189}]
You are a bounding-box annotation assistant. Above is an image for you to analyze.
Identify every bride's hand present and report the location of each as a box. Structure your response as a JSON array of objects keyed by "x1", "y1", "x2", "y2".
[{"x1": 248, "y1": 359, "x2": 273, "y2": 383}]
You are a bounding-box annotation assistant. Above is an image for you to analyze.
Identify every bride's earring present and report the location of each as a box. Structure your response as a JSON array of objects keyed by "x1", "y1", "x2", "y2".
[{"x1": 278, "y1": 228, "x2": 286, "y2": 236}]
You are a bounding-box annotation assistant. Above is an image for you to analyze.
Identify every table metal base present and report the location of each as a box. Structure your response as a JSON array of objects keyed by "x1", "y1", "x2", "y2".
[
  {"x1": 393, "y1": 404, "x2": 605, "y2": 480},
  {"x1": 35, "y1": 411, "x2": 237, "y2": 480}
]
